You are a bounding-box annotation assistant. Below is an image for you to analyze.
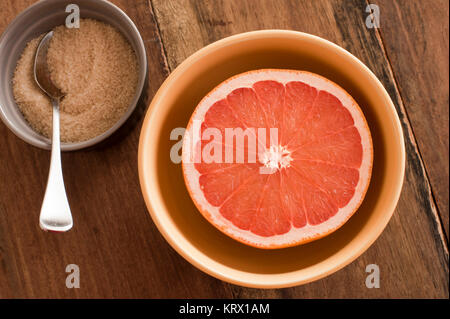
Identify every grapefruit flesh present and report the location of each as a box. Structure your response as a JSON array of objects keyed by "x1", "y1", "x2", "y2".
[{"x1": 182, "y1": 69, "x2": 373, "y2": 249}]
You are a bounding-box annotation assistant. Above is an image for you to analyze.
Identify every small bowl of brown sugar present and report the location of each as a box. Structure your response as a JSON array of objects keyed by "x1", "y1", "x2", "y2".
[{"x1": 0, "y1": 0, "x2": 147, "y2": 151}]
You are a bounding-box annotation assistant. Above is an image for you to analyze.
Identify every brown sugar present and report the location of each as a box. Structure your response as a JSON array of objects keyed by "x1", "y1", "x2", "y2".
[{"x1": 12, "y1": 19, "x2": 139, "y2": 143}]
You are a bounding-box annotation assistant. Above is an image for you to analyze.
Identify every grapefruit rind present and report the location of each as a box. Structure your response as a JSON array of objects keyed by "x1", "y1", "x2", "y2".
[{"x1": 182, "y1": 69, "x2": 373, "y2": 249}]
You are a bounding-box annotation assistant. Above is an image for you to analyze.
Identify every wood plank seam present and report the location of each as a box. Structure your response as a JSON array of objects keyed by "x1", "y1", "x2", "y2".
[
  {"x1": 148, "y1": 0, "x2": 171, "y2": 72},
  {"x1": 376, "y1": 0, "x2": 449, "y2": 241},
  {"x1": 364, "y1": 0, "x2": 449, "y2": 255}
]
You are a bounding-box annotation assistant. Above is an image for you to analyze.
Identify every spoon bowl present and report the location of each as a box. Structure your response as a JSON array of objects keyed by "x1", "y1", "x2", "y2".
[{"x1": 34, "y1": 31, "x2": 64, "y2": 100}]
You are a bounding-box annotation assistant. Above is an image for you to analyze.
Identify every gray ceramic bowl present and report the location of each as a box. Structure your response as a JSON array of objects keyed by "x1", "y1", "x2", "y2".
[{"x1": 0, "y1": 0, "x2": 147, "y2": 151}]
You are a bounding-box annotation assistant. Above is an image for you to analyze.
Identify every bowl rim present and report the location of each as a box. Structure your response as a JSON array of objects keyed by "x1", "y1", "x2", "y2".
[
  {"x1": 0, "y1": 0, "x2": 148, "y2": 151},
  {"x1": 138, "y1": 29, "x2": 406, "y2": 288}
]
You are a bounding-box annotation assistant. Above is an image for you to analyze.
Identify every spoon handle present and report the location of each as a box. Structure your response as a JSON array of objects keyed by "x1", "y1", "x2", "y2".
[{"x1": 39, "y1": 99, "x2": 73, "y2": 232}]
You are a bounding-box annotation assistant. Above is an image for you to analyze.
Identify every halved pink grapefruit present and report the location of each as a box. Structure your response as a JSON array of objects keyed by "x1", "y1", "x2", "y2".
[{"x1": 182, "y1": 69, "x2": 373, "y2": 249}]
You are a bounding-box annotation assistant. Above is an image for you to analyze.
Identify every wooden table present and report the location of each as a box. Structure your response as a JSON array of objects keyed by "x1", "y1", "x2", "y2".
[{"x1": 0, "y1": 0, "x2": 448, "y2": 298}]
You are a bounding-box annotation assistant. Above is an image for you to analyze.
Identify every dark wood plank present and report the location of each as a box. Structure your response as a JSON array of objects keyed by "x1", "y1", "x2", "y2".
[
  {"x1": 0, "y1": 0, "x2": 236, "y2": 298},
  {"x1": 152, "y1": 0, "x2": 449, "y2": 298},
  {"x1": 376, "y1": 0, "x2": 449, "y2": 240}
]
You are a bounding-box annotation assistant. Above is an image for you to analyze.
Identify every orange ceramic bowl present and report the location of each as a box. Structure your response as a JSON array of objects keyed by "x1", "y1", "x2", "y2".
[{"x1": 138, "y1": 30, "x2": 405, "y2": 288}]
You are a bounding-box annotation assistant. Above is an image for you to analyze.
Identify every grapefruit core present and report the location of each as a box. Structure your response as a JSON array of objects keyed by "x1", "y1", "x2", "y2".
[{"x1": 182, "y1": 69, "x2": 373, "y2": 249}]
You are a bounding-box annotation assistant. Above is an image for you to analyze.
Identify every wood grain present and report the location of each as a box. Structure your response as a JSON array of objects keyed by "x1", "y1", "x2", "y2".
[
  {"x1": 0, "y1": 0, "x2": 447, "y2": 298},
  {"x1": 376, "y1": 0, "x2": 449, "y2": 240}
]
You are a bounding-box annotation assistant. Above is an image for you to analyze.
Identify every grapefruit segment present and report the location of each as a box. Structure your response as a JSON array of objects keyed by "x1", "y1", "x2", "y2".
[
  {"x1": 282, "y1": 81, "x2": 317, "y2": 145},
  {"x1": 279, "y1": 169, "x2": 308, "y2": 229},
  {"x1": 220, "y1": 173, "x2": 267, "y2": 230},
  {"x1": 253, "y1": 173, "x2": 291, "y2": 236},
  {"x1": 286, "y1": 90, "x2": 355, "y2": 149},
  {"x1": 291, "y1": 126, "x2": 363, "y2": 168},
  {"x1": 227, "y1": 87, "x2": 267, "y2": 130},
  {"x1": 199, "y1": 163, "x2": 258, "y2": 206},
  {"x1": 291, "y1": 161, "x2": 359, "y2": 210},
  {"x1": 253, "y1": 80, "x2": 285, "y2": 137},
  {"x1": 182, "y1": 69, "x2": 373, "y2": 249}
]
